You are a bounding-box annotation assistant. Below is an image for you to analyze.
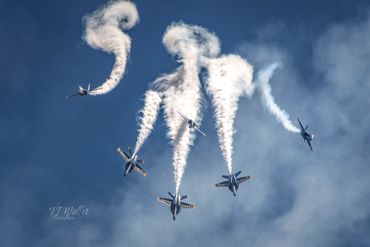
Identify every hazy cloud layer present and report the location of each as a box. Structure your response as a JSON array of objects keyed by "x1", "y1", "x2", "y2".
[{"x1": 2, "y1": 5, "x2": 370, "y2": 247}]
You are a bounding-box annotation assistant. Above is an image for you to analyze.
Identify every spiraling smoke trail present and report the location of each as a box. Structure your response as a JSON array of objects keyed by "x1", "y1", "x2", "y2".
[
  {"x1": 203, "y1": 55, "x2": 254, "y2": 174},
  {"x1": 133, "y1": 90, "x2": 162, "y2": 155},
  {"x1": 161, "y1": 23, "x2": 220, "y2": 194},
  {"x1": 133, "y1": 23, "x2": 220, "y2": 194},
  {"x1": 256, "y1": 63, "x2": 300, "y2": 133},
  {"x1": 83, "y1": 0, "x2": 139, "y2": 95}
]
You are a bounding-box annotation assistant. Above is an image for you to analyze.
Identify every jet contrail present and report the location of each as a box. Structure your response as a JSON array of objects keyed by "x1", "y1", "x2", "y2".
[
  {"x1": 133, "y1": 23, "x2": 220, "y2": 194},
  {"x1": 159, "y1": 66, "x2": 204, "y2": 195},
  {"x1": 160, "y1": 23, "x2": 220, "y2": 194},
  {"x1": 134, "y1": 90, "x2": 162, "y2": 155},
  {"x1": 83, "y1": 0, "x2": 139, "y2": 95},
  {"x1": 255, "y1": 63, "x2": 300, "y2": 133},
  {"x1": 203, "y1": 55, "x2": 254, "y2": 174}
]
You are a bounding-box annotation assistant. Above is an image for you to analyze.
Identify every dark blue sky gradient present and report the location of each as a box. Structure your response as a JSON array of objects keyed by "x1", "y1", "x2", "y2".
[{"x1": 1, "y1": 0, "x2": 370, "y2": 246}]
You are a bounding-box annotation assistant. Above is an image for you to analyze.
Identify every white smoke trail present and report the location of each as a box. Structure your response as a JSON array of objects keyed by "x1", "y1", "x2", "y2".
[
  {"x1": 83, "y1": 0, "x2": 139, "y2": 95},
  {"x1": 203, "y1": 55, "x2": 254, "y2": 174},
  {"x1": 133, "y1": 90, "x2": 162, "y2": 155},
  {"x1": 256, "y1": 63, "x2": 300, "y2": 133},
  {"x1": 160, "y1": 66, "x2": 204, "y2": 195},
  {"x1": 161, "y1": 23, "x2": 220, "y2": 194},
  {"x1": 133, "y1": 23, "x2": 218, "y2": 194}
]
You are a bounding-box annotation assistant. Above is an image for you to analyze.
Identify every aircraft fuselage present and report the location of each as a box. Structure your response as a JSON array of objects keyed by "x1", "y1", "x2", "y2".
[
  {"x1": 124, "y1": 156, "x2": 138, "y2": 175},
  {"x1": 170, "y1": 197, "x2": 182, "y2": 220},
  {"x1": 301, "y1": 131, "x2": 313, "y2": 142},
  {"x1": 188, "y1": 120, "x2": 196, "y2": 128},
  {"x1": 228, "y1": 175, "x2": 239, "y2": 196}
]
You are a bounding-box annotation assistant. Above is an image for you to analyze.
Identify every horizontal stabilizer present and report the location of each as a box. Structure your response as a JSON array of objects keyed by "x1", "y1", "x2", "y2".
[
  {"x1": 181, "y1": 195, "x2": 187, "y2": 200},
  {"x1": 222, "y1": 175, "x2": 229, "y2": 179}
]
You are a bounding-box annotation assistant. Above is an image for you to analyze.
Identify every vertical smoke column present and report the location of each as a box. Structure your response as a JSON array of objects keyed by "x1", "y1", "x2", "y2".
[
  {"x1": 203, "y1": 55, "x2": 254, "y2": 174},
  {"x1": 83, "y1": 0, "x2": 139, "y2": 95},
  {"x1": 256, "y1": 63, "x2": 300, "y2": 133},
  {"x1": 160, "y1": 23, "x2": 220, "y2": 194},
  {"x1": 133, "y1": 90, "x2": 162, "y2": 155}
]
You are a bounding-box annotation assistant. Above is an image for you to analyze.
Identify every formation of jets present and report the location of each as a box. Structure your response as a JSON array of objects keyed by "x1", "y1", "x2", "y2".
[
  {"x1": 112, "y1": 117, "x2": 314, "y2": 220},
  {"x1": 67, "y1": 87, "x2": 315, "y2": 220},
  {"x1": 157, "y1": 192, "x2": 195, "y2": 220}
]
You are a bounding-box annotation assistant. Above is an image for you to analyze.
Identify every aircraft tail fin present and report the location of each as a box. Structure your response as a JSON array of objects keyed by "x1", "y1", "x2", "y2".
[
  {"x1": 88, "y1": 83, "x2": 91, "y2": 91},
  {"x1": 180, "y1": 195, "x2": 187, "y2": 200},
  {"x1": 235, "y1": 171, "x2": 242, "y2": 177},
  {"x1": 222, "y1": 175, "x2": 229, "y2": 179},
  {"x1": 168, "y1": 192, "x2": 175, "y2": 198}
]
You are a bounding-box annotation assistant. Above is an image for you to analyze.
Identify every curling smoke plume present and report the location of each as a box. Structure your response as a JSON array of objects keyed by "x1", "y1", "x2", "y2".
[
  {"x1": 83, "y1": 0, "x2": 139, "y2": 95},
  {"x1": 256, "y1": 63, "x2": 300, "y2": 133},
  {"x1": 161, "y1": 23, "x2": 220, "y2": 194},
  {"x1": 134, "y1": 23, "x2": 220, "y2": 194},
  {"x1": 203, "y1": 55, "x2": 254, "y2": 174}
]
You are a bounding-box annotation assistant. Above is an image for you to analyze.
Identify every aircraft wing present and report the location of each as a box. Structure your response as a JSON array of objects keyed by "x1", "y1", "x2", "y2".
[
  {"x1": 157, "y1": 197, "x2": 172, "y2": 207},
  {"x1": 117, "y1": 148, "x2": 130, "y2": 162},
  {"x1": 134, "y1": 164, "x2": 147, "y2": 177},
  {"x1": 194, "y1": 126, "x2": 206, "y2": 136},
  {"x1": 177, "y1": 111, "x2": 189, "y2": 122},
  {"x1": 215, "y1": 181, "x2": 230, "y2": 187},
  {"x1": 297, "y1": 118, "x2": 304, "y2": 130},
  {"x1": 307, "y1": 140, "x2": 313, "y2": 152},
  {"x1": 66, "y1": 92, "x2": 80, "y2": 98},
  {"x1": 237, "y1": 176, "x2": 251, "y2": 184},
  {"x1": 180, "y1": 202, "x2": 195, "y2": 209}
]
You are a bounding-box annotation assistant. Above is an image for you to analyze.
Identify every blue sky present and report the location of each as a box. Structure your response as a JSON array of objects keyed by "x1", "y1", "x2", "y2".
[{"x1": 1, "y1": 0, "x2": 370, "y2": 246}]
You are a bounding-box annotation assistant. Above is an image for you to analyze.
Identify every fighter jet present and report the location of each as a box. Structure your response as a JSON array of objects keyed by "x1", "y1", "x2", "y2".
[
  {"x1": 116, "y1": 147, "x2": 147, "y2": 177},
  {"x1": 66, "y1": 84, "x2": 94, "y2": 98},
  {"x1": 157, "y1": 192, "x2": 195, "y2": 220},
  {"x1": 215, "y1": 171, "x2": 251, "y2": 196},
  {"x1": 177, "y1": 111, "x2": 206, "y2": 136},
  {"x1": 297, "y1": 118, "x2": 314, "y2": 152}
]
